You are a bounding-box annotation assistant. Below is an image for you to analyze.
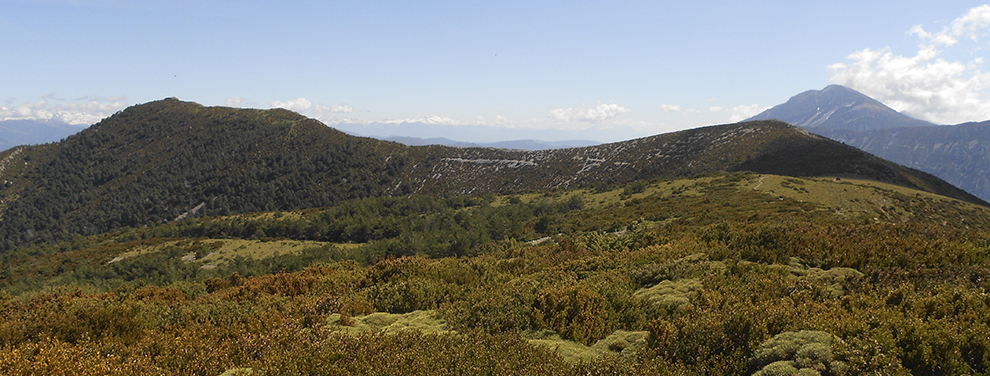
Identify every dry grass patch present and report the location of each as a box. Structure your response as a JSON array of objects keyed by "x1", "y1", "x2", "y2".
[{"x1": 108, "y1": 238, "x2": 363, "y2": 266}]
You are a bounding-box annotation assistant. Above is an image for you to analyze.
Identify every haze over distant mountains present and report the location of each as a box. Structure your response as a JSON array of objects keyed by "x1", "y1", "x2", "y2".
[
  {"x1": 748, "y1": 84, "x2": 990, "y2": 202},
  {"x1": 331, "y1": 121, "x2": 641, "y2": 147},
  {"x1": 380, "y1": 136, "x2": 599, "y2": 150},
  {"x1": 0, "y1": 113, "x2": 632, "y2": 153},
  {"x1": 0, "y1": 119, "x2": 86, "y2": 151}
]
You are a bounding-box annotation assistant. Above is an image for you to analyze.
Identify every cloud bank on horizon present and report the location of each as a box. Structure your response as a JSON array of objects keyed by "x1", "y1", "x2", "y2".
[
  {"x1": 0, "y1": 96, "x2": 128, "y2": 126},
  {"x1": 829, "y1": 4, "x2": 990, "y2": 124}
]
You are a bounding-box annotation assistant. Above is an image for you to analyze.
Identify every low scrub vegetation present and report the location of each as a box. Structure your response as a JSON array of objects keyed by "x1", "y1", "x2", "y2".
[{"x1": 2, "y1": 173, "x2": 989, "y2": 375}]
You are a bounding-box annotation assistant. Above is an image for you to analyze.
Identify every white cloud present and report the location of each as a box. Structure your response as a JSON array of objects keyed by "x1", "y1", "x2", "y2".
[
  {"x1": 549, "y1": 101, "x2": 630, "y2": 123},
  {"x1": 383, "y1": 115, "x2": 463, "y2": 125},
  {"x1": 708, "y1": 106, "x2": 724, "y2": 113},
  {"x1": 331, "y1": 104, "x2": 353, "y2": 113},
  {"x1": 316, "y1": 112, "x2": 550, "y2": 131},
  {"x1": 226, "y1": 97, "x2": 245, "y2": 107},
  {"x1": 910, "y1": 5, "x2": 990, "y2": 46},
  {"x1": 269, "y1": 97, "x2": 313, "y2": 112},
  {"x1": 314, "y1": 103, "x2": 354, "y2": 114},
  {"x1": 0, "y1": 96, "x2": 128, "y2": 125},
  {"x1": 314, "y1": 115, "x2": 365, "y2": 125},
  {"x1": 728, "y1": 104, "x2": 769, "y2": 122},
  {"x1": 660, "y1": 104, "x2": 681, "y2": 112},
  {"x1": 829, "y1": 5, "x2": 990, "y2": 124}
]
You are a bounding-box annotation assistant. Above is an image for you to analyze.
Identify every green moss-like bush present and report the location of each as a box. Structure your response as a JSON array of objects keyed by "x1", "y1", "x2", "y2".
[
  {"x1": 633, "y1": 278, "x2": 702, "y2": 309},
  {"x1": 750, "y1": 330, "x2": 847, "y2": 375}
]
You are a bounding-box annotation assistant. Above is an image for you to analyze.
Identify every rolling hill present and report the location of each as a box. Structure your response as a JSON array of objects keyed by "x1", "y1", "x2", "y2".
[{"x1": 0, "y1": 98, "x2": 981, "y2": 252}]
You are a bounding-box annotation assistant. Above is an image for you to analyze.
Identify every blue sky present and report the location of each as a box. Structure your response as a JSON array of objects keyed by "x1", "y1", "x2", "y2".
[{"x1": 4, "y1": 1, "x2": 990, "y2": 142}]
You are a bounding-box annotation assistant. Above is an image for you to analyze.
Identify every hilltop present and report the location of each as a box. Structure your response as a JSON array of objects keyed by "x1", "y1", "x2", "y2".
[
  {"x1": 0, "y1": 98, "x2": 981, "y2": 252},
  {"x1": 0, "y1": 99, "x2": 414, "y2": 249},
  {"x1": 407, "y1": 121, "x2": 979, "y2": 205}
]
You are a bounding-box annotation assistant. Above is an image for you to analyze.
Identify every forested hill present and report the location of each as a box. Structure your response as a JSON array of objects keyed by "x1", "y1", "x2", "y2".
[
  {"x1": 0, "y1": 98, "x2": 414, "y2": 249},
  {"x1": 0, "y1": 98, "x2": 982, "y2": 251}
]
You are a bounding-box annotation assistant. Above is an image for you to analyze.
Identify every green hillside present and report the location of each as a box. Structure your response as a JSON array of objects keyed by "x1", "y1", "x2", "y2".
[
  {"x1": 1, "y1": 174, "x2": 989, "y2": 375},
  {"x1": 0, "y1": 99, "x2": 981, "y2": 254}
]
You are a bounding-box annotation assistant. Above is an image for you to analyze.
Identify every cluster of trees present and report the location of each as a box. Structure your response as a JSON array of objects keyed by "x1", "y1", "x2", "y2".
[{"x1": 0, "y1": 192, "x2": 591, "y2": 294}]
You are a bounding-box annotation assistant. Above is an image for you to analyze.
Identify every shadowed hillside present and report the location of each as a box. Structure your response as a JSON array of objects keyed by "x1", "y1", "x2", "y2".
[{"x1": 818, "y1": 121, "x2": 990, "y2": 203}]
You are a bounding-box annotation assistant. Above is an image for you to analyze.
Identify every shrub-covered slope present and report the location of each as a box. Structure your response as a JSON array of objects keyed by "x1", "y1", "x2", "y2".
[{"x1": 2, "y1": 174, "x2": 990, "y2": 374}]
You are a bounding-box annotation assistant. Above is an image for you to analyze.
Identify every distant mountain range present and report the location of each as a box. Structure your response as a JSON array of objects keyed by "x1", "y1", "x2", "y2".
[
  {"x1": 748, "y1": 84, "x2": 990, "y2": 202},
  {"x1": 0, "y1": 118, "x2": 613, "y2": 153},
  {"x1": 330, "y1": 121, "x2": 645, "y2": 145},
  {"x1": 0, "y1": 119, "x2": 86, "y2": 152},
  {"x1": 0, "y1": 98, "x2": 976, "y2": 252},
  {"x1": 381, "y1": 136, "x2": 599, "y2": 150}
]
